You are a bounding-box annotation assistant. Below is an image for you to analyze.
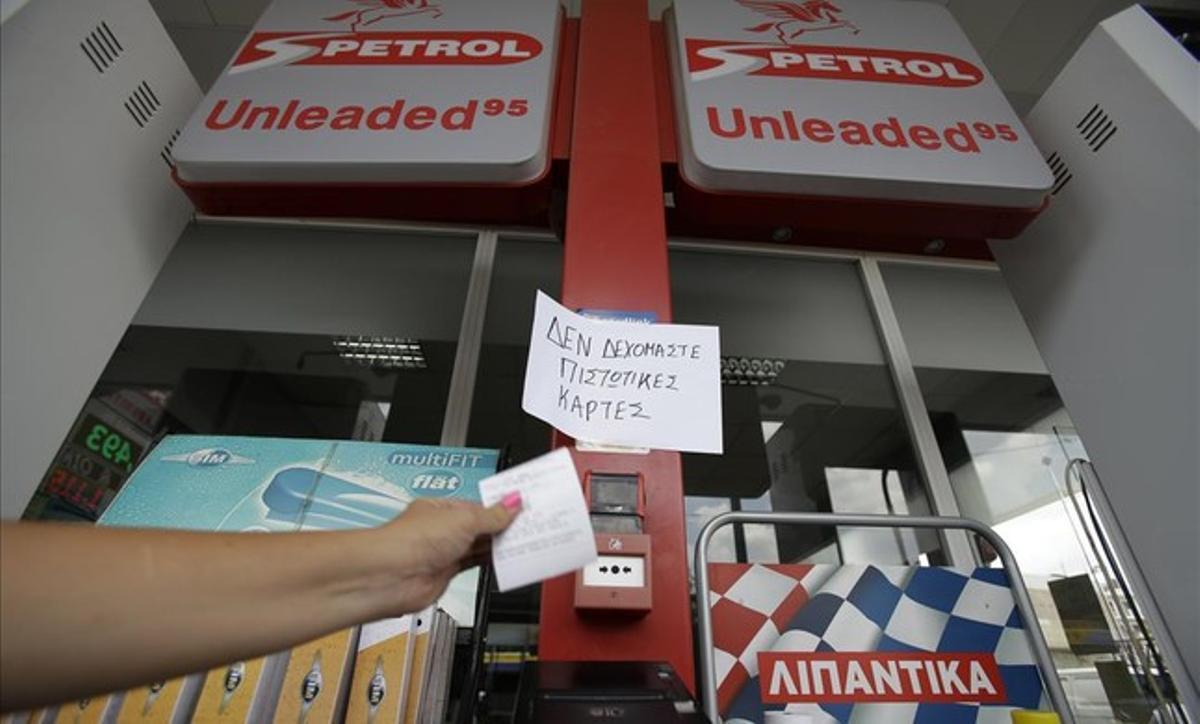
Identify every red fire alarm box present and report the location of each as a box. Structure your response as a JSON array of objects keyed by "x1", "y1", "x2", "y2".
[
  {"x1": 574, "y1": 473, "x2": 653, "y2": 614},
  {"x1": 575, "y1": 532, "x2": 653, "y2": 614}
]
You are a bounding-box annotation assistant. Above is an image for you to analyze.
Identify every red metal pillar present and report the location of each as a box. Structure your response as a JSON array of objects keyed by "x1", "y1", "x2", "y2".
[{"x1": 538, "y1": 0, "x2": 695, "y2": 692}]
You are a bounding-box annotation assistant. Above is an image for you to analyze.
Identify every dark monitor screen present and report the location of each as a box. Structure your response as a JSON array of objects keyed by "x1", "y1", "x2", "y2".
[{"x1": 590, "y1": 473, "x2": 640, "y2": 515}]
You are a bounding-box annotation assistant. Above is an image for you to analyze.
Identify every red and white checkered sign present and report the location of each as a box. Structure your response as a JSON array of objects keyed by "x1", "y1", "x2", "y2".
[{"x1": 708, "y1": 563, "x2": 830, "y2": 712}]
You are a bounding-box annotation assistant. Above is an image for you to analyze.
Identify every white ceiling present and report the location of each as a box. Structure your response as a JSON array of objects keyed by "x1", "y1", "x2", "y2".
[{"x1": 150, "y1": 0, "x2": 1197, "y2": 114}]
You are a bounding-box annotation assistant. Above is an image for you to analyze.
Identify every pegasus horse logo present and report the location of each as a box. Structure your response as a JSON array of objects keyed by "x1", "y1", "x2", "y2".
[
  {"x1": 737, "y1": 0, "x2": 860, "y2": 44},
  {"x1": 324, "y1": 0, "x2": 442, "y2": 31}
]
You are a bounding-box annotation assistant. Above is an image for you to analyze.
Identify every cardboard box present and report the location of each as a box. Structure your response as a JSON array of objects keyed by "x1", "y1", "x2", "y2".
[
  {"x1": 4, "y1": 708, "x2": 56, "y2": 724},
  {"x1": 190, "y1": 654, "x2": 289, "y2": 723},
  {"x1": 274, "y1": 628, "x2": 359, "y2": 724},
  {"x1": 400, "y1": 611, "x2": 435, "y2": 724},
  {"x1": 344, "y1": 617, "x2": 416, "y2": 724},
  {"x1": 420, "y1": 611, "x2": 457, "y2": 724},
  {"x1": 47, "y1": 694, "x2": 120, "y2": 724},
  {"x1": 113, "y1": 676, "x2": 201, "y2": 724}
]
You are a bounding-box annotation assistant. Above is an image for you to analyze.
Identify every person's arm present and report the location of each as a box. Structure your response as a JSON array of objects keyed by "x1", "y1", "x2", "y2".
[{"x1": 0, "y1": 494, "x2": 520, "y2": 713}]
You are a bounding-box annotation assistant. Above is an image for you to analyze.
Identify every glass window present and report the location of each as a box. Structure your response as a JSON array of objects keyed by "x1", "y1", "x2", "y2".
[
  {"x1": 671, "y1": 250, "x2": 945, "y2": 571},
  {"x1": 883, "y1": 262, "x2": 1183, "y2": 721},
  {"x1": 22, "y1": 223, "x2": 477, "y2": 522},
  {"x1": 467, "y1": 237, "x2": 562, "y2": 465},
  {"x1": 882, "y1": 263, "x2": 1082, "y2": 565},
  {"x1": 466, "y1": 236, "x2": 563, "y2": 637}
]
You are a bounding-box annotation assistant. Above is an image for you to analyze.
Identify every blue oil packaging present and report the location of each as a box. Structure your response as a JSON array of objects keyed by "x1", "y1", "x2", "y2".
[{"x1": 100, "y1": 435, "x2": 500, "y2": 624}]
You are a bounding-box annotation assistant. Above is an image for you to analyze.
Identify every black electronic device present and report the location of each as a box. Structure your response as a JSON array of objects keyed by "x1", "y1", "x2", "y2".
[
  {"x1": 586, "y1": 472, "x2": 646, "y2": 534},
  {"x1": 512, "y1": 661, "x2": 710, "y2": 723}
]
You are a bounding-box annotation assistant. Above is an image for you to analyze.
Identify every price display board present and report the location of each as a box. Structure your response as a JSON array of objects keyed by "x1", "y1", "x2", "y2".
[
  {"x1": 25, "y1": 400, "x2": 151, "y2": 520},
  {"x1": 71, "y1": 414, "x2": 144, "y2": 473}
]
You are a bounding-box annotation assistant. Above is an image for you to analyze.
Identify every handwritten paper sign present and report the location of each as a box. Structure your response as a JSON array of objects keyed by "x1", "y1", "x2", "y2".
[
  {"x1": 521, "y1": 291, "x2": 723, "y2": 454},
  {"x1": 479, "y1": 448, "x2": 597, "y2": 592}
]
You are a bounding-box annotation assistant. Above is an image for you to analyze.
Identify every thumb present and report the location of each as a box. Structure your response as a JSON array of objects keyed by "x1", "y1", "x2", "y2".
[{"x1": 475, "y1": 492, "x2": 522, "y2": 535}]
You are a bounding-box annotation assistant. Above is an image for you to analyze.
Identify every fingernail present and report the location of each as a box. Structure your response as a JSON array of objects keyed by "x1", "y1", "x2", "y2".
[{"x1": 501, "y1": 491, "x2": 522, "y2": 513}]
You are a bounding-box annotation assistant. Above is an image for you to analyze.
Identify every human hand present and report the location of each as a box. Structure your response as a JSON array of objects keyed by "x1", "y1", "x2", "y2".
[
  {"x1": 375, "y1": 493, "x2": 522, "y2": 615},
  {"x1": 0, "y1": 501, "x2": 521, "y2": 711}
]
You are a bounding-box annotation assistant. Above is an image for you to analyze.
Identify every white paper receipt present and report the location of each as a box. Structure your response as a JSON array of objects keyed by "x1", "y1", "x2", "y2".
[{"x1": 479, "y1": 448, "x2": 598, "y2": 592}]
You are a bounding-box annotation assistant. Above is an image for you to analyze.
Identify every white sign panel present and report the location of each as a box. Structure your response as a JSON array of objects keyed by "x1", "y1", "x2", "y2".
[
  {"x1": 667, "y1": 0, "x2": 1053, "y2": 207},
  {"x1": 522, "y1": 291, "x2": 723, "y2": 454},
  {"x1": 173, "y1": 0, "x2": 561, "y2": 184},
  {"x1": 479, "y1": 448, "x2": 597, "y2": 592}
]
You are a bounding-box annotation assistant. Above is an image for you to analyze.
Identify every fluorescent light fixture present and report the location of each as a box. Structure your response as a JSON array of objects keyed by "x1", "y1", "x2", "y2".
[
  {"x1": 721, "y1": 356, "x2": 786, "y2": 386},
  {"x1": 333, "y1": 336, "x2": 426, "y2": 370}
]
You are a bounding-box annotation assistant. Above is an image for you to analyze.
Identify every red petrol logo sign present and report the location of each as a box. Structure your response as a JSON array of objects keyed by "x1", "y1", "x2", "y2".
[
  {"x1": 324, "y1": 0, "x2": 443, "y2": 30},
  {"x1": 231, "y1": 31, "x2": 543, "y2": 73},
  {"x1": 686, "y1": 39, "x2": 984, "y2": 87},
  {"x1": 687, "y1": 0, "x2": 983, "y2": 87},
  {"x1": 759, "y1": 652, "x2": 1008, "y2": 705},
  {"x1": 738, "y1": 0, "x2": 860, "y2": 41}
]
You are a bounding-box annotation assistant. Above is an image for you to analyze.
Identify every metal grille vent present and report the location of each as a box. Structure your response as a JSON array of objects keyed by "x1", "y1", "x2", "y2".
[
  {"x1": 124, "y1": 81, "x2": 162, "y2": 128},
  {"x1": 161, "y1": 129, "x2": 181, "y2": 169},
  {"x1": 1077, "y1": 104, "x2": 1118, "y2": 152},
  {"x1": 1046, "y1": 152, "x2": 1072, "y2": 196},
  {"x1": 80, "y1": 22, "x2": 123, "y2": 73}
]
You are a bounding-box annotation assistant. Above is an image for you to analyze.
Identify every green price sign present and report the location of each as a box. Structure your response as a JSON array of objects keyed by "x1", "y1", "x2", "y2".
[{"x1": 71, "y1": 414, "x2": 143, "y2": 473}]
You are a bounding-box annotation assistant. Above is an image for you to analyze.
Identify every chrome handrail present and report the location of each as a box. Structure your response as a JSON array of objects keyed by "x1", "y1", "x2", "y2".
[
  {"x1": 693, "y1": 511, "x2": 1074, "y2": 724},
  {"x1": 1063, "y1": 460, "x2": 1192, "y2": 722}
]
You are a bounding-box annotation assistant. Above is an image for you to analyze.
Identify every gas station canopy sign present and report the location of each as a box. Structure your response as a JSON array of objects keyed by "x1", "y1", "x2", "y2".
[
  {"x1": 172, "y1": 0, "x2": 562, "y2": 185},
  {"x1": 667, "y1": 0, "x2": 1054, "y2": 207}
]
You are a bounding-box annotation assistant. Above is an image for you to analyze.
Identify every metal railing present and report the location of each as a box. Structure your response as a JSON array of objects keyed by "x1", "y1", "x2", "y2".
[
  {"x1": 694, "y1": 511, "x2": 1074, "y2": 724},
  {"x1": 1063, "y1": 460, "x2": 1193, "y2": 721}
]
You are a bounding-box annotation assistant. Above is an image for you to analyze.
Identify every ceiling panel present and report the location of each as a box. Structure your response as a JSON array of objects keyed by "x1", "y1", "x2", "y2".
[
  {"x1": 984, "y1": 0, "x2": 1105, "y2": 94},
  {"x1": 149, "y1": 0, "x2": 213, "y2": 26},
  {"x1": 204, "y1": 0, "x2": 269, "y2": 27},
  {"x1": 165, "y1": 23, "x2": 247, "y2": 90},
  {"x1": 1029, "y1": 0, "x2": 1160, "y2": 92},
  {"x1": 947, "y1": 0, "x2": 1025, "y2": 57}
]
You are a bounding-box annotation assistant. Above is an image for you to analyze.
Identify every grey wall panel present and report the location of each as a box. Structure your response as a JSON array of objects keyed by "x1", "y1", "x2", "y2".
[
  {"x1": 1, "y1": 0, "x2": 199, "y2": 518},
  {"x1": 991, "y1": 8, "x2": 1199, "y2": 708}
]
